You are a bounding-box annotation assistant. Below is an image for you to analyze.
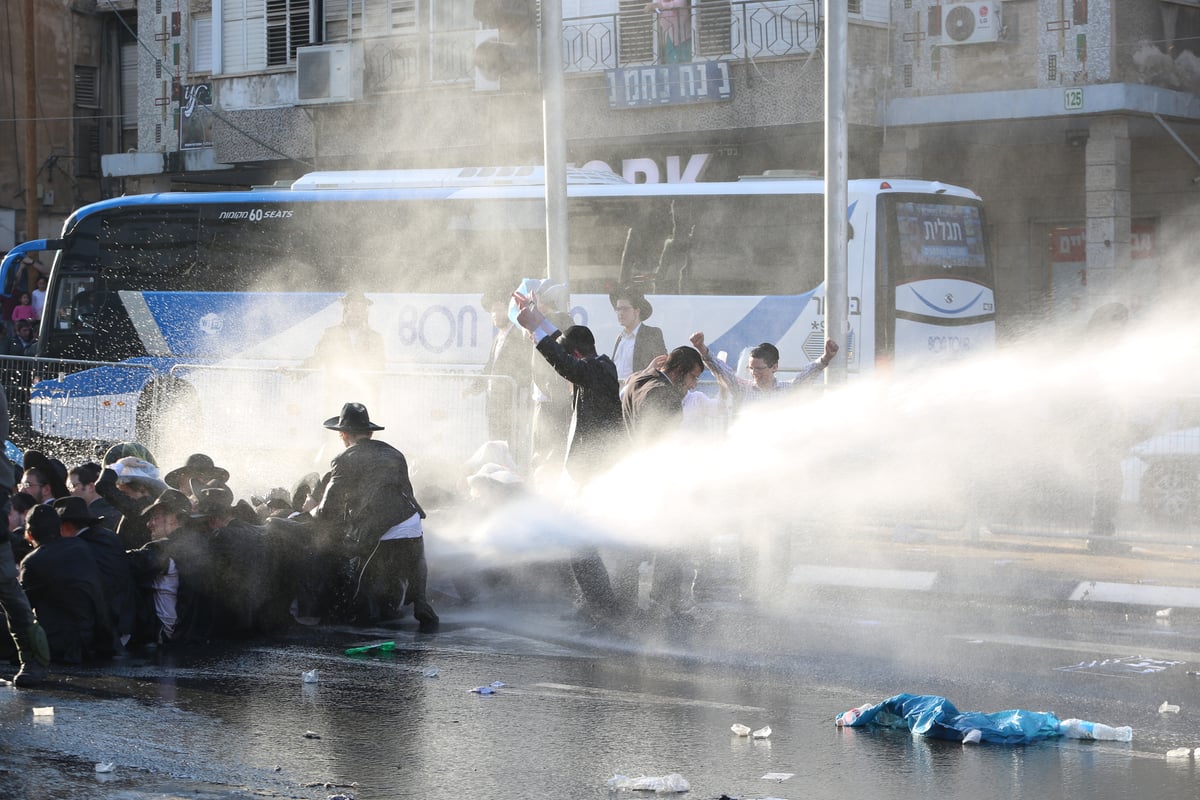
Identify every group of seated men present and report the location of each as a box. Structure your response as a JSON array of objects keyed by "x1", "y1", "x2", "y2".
[{"x1": 3, "y1": 444, "x2": 395, "y2": 670}]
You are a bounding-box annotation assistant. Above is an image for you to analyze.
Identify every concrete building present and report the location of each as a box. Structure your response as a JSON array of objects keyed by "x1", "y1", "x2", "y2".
[
  {"x1": 0, "y1": 0, "x2": 133, "y2": 250},
  {"x1": 35, "y1": 1, "x2": 1200, "y2": 336}
]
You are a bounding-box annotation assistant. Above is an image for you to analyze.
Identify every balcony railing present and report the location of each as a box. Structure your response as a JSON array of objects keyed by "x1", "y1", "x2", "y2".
[
  {"x1": 359, "y1": 0, "x2": 819, "y2": 94},
  {"x1": 563, "y1": 0, "x2": 820, "y2": 73}
]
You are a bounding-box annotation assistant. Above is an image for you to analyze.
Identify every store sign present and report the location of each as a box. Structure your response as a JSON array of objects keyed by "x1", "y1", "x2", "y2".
[
  {"x1": 1048, "y1": 221, "x2": 1157, "y2": 320},
  {"x1": 179, "y1": 83, "x2": 214, "y2": 150},
  {"x1": 580, "y1": 153, "x2": 713, "y2": 184},
  {"x1": 606, "y1": 61, "x2": 732, "y2": 108}
]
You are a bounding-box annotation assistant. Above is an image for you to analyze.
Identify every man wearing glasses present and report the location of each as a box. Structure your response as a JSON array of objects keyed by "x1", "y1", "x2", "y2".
[
  {"x1": 19, "y1": 470, "x2": 53, "y2": 505},
  {"x1": 689, "y1": 333, "x2": 838, "y2": 412}
]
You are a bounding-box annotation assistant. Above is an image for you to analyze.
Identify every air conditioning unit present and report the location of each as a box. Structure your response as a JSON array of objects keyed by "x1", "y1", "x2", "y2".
[
  {"x1": 296, "y1": 44, "x2": 364, "y2": 105},
  {"x1": 941, "y1": 2, "x2": 1002, "y2": 46}
]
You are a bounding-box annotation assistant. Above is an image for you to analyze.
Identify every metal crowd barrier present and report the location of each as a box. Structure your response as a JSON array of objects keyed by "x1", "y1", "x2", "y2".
[
  {"x1": 164, "y1": 364, "x2": 526, "y2": 487},
  {"x1": 0, "y1": 356, "x2": 525, "y2": 485}
]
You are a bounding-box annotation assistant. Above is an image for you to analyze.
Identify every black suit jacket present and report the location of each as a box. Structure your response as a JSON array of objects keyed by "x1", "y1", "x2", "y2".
[
  {"x1": 612, "y1": 323, "x2": 667, "y2": 377},
  {"x1": 19, "y1": 536, "x2": 112, "y2": 661},
  {"x1": 79, "y1": 524, "x2": 139, "y2": 638},
  {"x1": 536, "y1": 332, "x2": 623, "y2": 482},
  {"x1": 313, "y1": 438, "x2": 422, "y2": 549}
]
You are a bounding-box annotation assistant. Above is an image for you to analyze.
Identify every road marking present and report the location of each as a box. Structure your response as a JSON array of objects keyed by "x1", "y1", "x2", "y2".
[
  {"x1": 946, "y1": 632, "x2": 1197, "y2": 663},
  {"x1": 789, "y1": 565, "x2": 939, "y2": 592},
  {"x1": 1069, "y1": 582, "x2": 1200, "y2": 608}
]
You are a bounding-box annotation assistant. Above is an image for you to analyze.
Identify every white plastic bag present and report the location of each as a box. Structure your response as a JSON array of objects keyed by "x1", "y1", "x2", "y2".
[{"x1": 607, "y1": 773, "x2": 690, "y2": 793}]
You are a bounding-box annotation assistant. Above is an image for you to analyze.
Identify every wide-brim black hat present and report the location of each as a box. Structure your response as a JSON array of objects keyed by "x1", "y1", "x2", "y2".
[
  {"x1": 323, "y1": 402, "x2": 383, "y2": 432},
  {"x1": 165, "y1": 453, "x2": 230, "y2": 490},
  {"x1": 291, "y1": 472, "x2": 323, "y2": 512},
  {"x1": 609, "y1": 287, "x2": 653, "y2": 321},
  {"x1": 23, "y1": 450, "x2": 68, "y2": 496},
  {"x1": 141, "y1": 488, "x2": 194, "y2": 520},
  {"x1": 52, "y1": 496, "x2": 102, "y2": 525},
  {"x1": 188, "y1": 477, "x2": 235, "y2": 518}
]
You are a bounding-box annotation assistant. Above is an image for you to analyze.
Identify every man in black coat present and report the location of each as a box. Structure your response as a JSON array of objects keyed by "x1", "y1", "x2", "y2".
[
  {"x1": 620, "y1": 345, "x2": 705, "y2": 617},
  {"x1": 621, "y1": 345, "x2": 705, "y2": 444},
  {"x1": 309, "y1": 403, "x2": 439, "y2": 631},
  {"x1": 19, "y1": 506, "x2": 113, "y2": 663},
  {"x1": 514, "y1": 293, "x2": 627, "y2": 621},
  {"x1": 67, "y1": 463, "x2": 122, "y2": 531},
  {"x1": 127, "y1": 489, "x2": 221, "y2": 645},
  {"x1": 515, "y1": 293, "x2": 623, "y2": 485},
  {"x1": 54, "y1": 496, "x2": 140, "y2": 655}
]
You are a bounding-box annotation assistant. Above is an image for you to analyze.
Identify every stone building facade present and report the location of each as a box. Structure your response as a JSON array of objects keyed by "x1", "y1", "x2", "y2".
[{"x1": 20, "y1": 0, "x2": 1200, "y2": 336}]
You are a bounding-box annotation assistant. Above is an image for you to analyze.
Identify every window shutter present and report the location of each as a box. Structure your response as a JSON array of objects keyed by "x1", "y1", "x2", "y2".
[
  {"x1": 192, "y1": 16, "x2": 214, "y2": 72},
  {"x1": 120, "y1": 43, "x2": 138, "y2": 129}
]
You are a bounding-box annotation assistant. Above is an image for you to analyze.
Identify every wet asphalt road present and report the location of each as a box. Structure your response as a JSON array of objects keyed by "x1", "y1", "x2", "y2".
[{"x1": 3, "y1": 584, "x2": 1200, "y2": 800}]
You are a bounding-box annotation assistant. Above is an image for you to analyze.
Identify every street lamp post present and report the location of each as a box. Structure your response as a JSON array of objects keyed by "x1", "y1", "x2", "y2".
[
  {"x1": 541, "y1": 0, "x2": 570, "y2": 298},
  {"x1": 824, "y1": 1, "x2": 848, "y2": 382}
]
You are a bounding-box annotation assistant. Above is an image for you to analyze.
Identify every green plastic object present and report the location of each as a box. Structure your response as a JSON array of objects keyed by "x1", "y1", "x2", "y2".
[{"x1": 343, "y1": 640, "x2": 397, "y2": 656}]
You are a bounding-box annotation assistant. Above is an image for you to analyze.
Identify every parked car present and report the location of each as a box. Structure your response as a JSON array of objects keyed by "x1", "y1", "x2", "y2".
[{"x1": 1123, "y1": 427, "x2": 1200, "y2": 523}]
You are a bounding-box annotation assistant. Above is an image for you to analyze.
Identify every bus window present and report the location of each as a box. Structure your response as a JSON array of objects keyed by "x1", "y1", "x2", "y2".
[
  {"x1": 54, "y1": 276, "x2": 95, "y2": 331},
  {"x1": 685, "y1": 196, "x2": 824, "y2": 296}
]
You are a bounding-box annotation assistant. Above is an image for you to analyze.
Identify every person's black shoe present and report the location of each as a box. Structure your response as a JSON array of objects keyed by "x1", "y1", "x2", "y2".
[{"x1": 417, "y1": 618, "x2": 440, "y2": 634}]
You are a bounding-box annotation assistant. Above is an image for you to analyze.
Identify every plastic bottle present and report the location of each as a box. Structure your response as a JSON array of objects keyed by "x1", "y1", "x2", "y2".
[
  {"x1": 837, "y1": 704, "x2": 872, "y2": 727},
  {"x1": 1058, "y1": 718, "x2": 1133, "y2": 742},
  {"x1": 343, "y1": 640, "x2": 396, "y2": 656}
]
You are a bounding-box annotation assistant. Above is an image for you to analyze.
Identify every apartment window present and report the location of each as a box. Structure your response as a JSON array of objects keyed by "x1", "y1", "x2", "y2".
[
  {"x1": 848, "y1": 0, "x2": 862, "y2": 14},
  {"x1": 267, "y1": 0, "x2": 312, "y2": 65},
  {"x1": 222, "y1": 0, "x2": 268, "y2": 71},
  {"x1": 75, "y1": 122, "x2": 101, "y2": 177},
  {"x1": 120, "y1": 42, "x2": 138, "y2": 130},
  {"x1": 75, "y1": 65, "x2": 99, "y2": 108},
  {"x1": 325, "y1": 0, "x2": 418, "y2": 41},
  {"x1": 192, "y1": 16, "x2": 214, "y2": 72}
]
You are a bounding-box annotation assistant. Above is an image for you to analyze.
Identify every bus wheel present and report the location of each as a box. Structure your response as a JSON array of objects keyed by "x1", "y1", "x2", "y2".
[{"x1": 135, "y1": 378, "x2": 200, "y2": 458}]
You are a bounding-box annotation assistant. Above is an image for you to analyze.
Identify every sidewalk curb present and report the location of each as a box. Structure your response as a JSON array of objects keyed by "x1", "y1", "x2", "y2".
[{"x1": 787, "y1": 563, "x2": 1200, "y2": 610}]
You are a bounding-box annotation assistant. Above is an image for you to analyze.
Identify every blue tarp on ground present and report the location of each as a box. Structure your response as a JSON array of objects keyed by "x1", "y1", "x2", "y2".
[{"x1": 836, "y1": 693, "x2": 1063, "y2": 745}]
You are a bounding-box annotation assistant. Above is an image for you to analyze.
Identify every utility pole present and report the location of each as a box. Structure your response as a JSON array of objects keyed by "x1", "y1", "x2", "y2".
[
  {"x1": 824, "y1": 1, "x2": 848, "y2": 383},
  {"x1": 23, "y1": 0, "x2": 39, "y2": 255},
  {"x1": 541, "y1": 0, "x2": 569, "y2": 297}
]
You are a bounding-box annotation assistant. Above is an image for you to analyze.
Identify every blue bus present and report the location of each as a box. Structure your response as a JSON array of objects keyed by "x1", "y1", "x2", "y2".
[{"x1": 0, "y1": 166, "x2": 995, "y2": 466}]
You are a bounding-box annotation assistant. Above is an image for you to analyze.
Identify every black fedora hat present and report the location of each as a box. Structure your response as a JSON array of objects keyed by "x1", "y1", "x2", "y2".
[
  {"x1": 164, "y1": 453, "x2": 230, "y2": 490},
  {"x1": 323, "y1": 402, "x2": 384, "y2": 432},
  {"x1": 52, "y1": 496, "x2": 102, "y2": 526},
  {"x1": 23, "y1": 450, "x2": 68, "y2": 497},
  {"x1": 141, "y1": 488, "x2": 194, "y2": 520},
  {"x1": 609, "y1": 286, "x2": 653, "y2": 321},
  {"x1": 188, "y1": 478, "x2": 235, "y2": 518}
]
